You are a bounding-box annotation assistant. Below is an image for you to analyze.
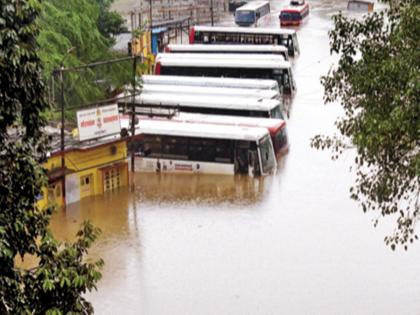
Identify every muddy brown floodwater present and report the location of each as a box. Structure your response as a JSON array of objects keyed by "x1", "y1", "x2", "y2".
[{"x1": 50, "y1": 1, "x2": 420, "y2": 314}]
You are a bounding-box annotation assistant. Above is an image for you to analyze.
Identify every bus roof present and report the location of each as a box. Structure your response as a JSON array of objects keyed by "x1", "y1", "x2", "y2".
[
  {"x1": 192, "y1": 25, "x2": 296, "y2": 36},
  {"x1": 141, "y1": 75, "x2": 279, "y2": 90},
  {"x1": 136, "y1": 119, "x2": 269, "y2": 142},
  {"x1": 128, "y1": 92, "x2": 281, "y2": 111},
  {"x1": 121, "y1": 113, "x2": 285, "y2": 131},
  {"x1": 166, "y1": 44, "x2": 288, "y2": 53},
  {"x1": 156, "y1": 53, "x2": 291, "y2": 69},
  {"x1": 141, "y1": 84, "x2": 279, "y2": 99},
  {"x1": 175, "y1": 112, "x2": 285, "y2": 130},
  {"x1": 156, "y1": 52, "x2": 285, "y2": 62},
  {"x1": 236, "y1": 0, "x2": 269, "y2": 11},
  {"x1": 281, "y1": 2, "x2": 309, "y2": 12}
]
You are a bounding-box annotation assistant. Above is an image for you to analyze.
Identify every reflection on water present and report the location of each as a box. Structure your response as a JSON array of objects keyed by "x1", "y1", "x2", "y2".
[
  {"x1": 132, "y1": 173, "x2": 269, "y2": 205},
  {"x1": 50, "y1": 172, "x2": 273, "y2": 246}
]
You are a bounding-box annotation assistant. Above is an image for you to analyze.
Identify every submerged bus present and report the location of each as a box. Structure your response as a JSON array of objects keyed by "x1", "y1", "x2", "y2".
[
  {"x1": 235, "y1": 1, "x2": 271, "y2": 26},
  {"x1": 156, "y1": 52, "x2": 285, "y2": 62},
  {"x1": 229, "y1": 0, "x2": 249, "y2": 12},
  {"x1": 165, "y1": 44, "x2": 289, "y2": 60},
  {"x1": 121, "y1": 112, "x2": 288, "y2": 158},
  {"x1": 130, "y1": 119, "x2": 277, "y2": 176},
  {"x1": 141, "y1": 84, "x2": 280, "y2": 101},
  {"x1": 280, "y1": 0, "x2": 310, "y2": 26},
  {"x1": 119, "y1": 92, "x2": 284, "y2": 118},
  {"x1": 165, "y1": 113, "x2": 288, "y2": 157},
  {"x1": 189, "y1": 26, "x2": 299, "y2": 57},
  {"x1": 142, "y1": 75, "x2": 280, "y2": 92},
  {"x1": 154, "y1": 53, "x2": 296, "y2": 95}
]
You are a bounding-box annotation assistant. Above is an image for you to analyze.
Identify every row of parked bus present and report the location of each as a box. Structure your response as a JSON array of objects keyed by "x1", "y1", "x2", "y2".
[{"x1": 120, "y1": 26, "x2": 301, "y2": 177}]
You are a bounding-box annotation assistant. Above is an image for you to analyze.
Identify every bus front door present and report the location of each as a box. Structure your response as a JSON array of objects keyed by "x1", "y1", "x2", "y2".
[
  {"x1": 248, "y1": 150, "x2": 260, "y2": 177},
  {"x1": 235, "y1": 146, "x2": 249, "y2": 174}
]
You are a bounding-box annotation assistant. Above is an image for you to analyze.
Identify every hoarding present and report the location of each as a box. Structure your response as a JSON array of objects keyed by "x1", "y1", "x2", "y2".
[{"x1": 77, "y1": 104, "x2": 120, "y2": 141}]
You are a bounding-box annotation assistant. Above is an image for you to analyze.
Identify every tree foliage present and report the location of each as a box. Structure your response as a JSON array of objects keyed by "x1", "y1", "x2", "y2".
[
  {"x1": 96, "y1": 0, "x2": 128, "y2": 41},
  {"x1": 312, "y1": 0, "x2": 420, "y2": 249},
  {"x1": 37, "y1": 0, "x2": 130, "y2": 110},
  {"x1": 0, "y1": 1, "x2": 102, "y2": 313}
]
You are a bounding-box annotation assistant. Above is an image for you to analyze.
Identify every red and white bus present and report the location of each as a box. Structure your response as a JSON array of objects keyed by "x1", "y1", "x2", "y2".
[
  {"x1": 279, "y1": 0, "x2": 309, "y2": 26},
  {"x1": 169, "y1": 113, "x2": 288, "y2": 158},
  {"x1": 189, "y1": 26, "x2": 300, "y2": 57},
  {"x1": 129, "y1": 119, "x2": 277, "y2": 177}
]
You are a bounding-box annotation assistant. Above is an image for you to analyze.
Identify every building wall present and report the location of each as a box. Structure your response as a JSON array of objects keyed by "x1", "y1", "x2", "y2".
[
  {"x1": 38, "y1": 140, "x2": 129, "y2": 209},
  {"x1": 138, "y1": 0, "x2": 229, "y2": 25}
]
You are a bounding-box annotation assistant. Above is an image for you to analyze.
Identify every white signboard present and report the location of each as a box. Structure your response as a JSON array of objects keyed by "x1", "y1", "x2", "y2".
[{"x1": 77, "y1": 104, "x2": 121, "y2": 141}]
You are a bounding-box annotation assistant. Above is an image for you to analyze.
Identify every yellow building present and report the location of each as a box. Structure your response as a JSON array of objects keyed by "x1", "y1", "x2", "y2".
[
  {"x1": 131, "y1": 30, "x2": 155, "y2": 74},
  {"x1": 38, "y1": 138, "x2": 129, "y2": 209}
]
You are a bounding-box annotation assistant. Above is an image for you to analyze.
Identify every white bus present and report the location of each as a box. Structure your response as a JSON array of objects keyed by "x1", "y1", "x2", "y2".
[
  {"x1": 165, "y1": 44, "x2": 289, "y2": 60},
  {"x1": 154, "y1": 53, "x2": 296, "y2": 95},
  {"x1": 189, "y1": 26, "x2": 300, "y2": 57},
  {"x1": 130, "y1": 119, "x2": 277, "y2": 176},
  {"x1": 235, "y1": 1, "x2": 271, "y2": 26},
  {"x1": 121, "y1": 112, "x2": 288, "y2": 158},
  {"x1": 141, "y1": 84, "x2": 280, "y2": 101},
  {"x1": 156, "y1": 113, "x2": 288, "y2": 157},
  {"x1": 141, "y1": 75, "x2": 280, "y2": 92},
  {"x1": 119, "y1": 92, "x2": 284, "y2": 118},
  {"x1": 156, "y1": 51, "x2": 285, "y2": 63}
]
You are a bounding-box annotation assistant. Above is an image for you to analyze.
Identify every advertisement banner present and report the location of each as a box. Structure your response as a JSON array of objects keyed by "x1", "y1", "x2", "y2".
[{"x1": 77, "y1": 104, "x2": 120, "y2": 141}]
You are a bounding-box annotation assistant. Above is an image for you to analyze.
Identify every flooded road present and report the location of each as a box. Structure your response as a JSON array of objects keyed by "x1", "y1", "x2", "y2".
[{"x1": 51, "y1": 1, "x2": 420, "y2": 314}]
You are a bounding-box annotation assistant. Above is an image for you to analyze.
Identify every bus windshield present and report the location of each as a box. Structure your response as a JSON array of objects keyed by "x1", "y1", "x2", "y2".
[
  {"x1": 270, "y1": 106, "x2": 283, "y2": 119},
  {"x1": 280, "y1": 12, "x2": 301, "y2": 21},
  {"x1": 235, "y1": 11, "x2": 255, "y2": 23},
  {"x1": 259, "y1": 135, "x2": 276, "y2": 174}
]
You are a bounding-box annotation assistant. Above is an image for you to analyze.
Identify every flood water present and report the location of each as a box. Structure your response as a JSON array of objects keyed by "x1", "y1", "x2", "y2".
[{"x1": 51, "y1": 1, "x2": 420, "y2": 314}]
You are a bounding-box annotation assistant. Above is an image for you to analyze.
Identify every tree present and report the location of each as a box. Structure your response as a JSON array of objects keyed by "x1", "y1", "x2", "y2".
[
  {"x1": 0, "y1": 1, "x2": 103, "y2": 313},
  {"x1": 312, "y1": 0, "x2": 420, "y2": 249},
  {"x1": 96, "y1": 0, "x2": 128, "y2": 41},
  {"x1": 37, "y1": 0, "x2": 131, "y2": 111}
]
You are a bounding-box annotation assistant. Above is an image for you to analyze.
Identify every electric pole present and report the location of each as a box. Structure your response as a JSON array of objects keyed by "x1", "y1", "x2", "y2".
[{"x1": 210, "y1": 0, "x2": 214, "y2": 26}]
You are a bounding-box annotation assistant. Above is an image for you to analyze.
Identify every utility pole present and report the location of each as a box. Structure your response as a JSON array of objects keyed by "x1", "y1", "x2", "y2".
[
  {"x1": 149, "y1": 0, "x2": 153, "y2": 28},
  {"x1": 59, "y1": 67, "x2": 65, "y2": 171},
  {"x1": 130, "y1": 57, "x2": 138, "y2": 175},
  {"x1": 55, "y1": 46, "x2": 75, "y2": 205},
  {"x1": 210, "y1": 0, "x2": 214, "y2": 26}
]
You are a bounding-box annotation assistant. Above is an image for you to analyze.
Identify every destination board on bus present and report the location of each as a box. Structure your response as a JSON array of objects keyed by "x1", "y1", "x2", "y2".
[{"x1": 77, "y1": 104, "x2": 121, "y2": 141}]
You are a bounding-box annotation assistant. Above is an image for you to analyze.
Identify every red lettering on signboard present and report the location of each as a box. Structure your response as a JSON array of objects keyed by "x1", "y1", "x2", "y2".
[
  {"x1": 81, "y1": 120, "x2": 95, "y2": 127},
  {"x1": 103, "y1": 115, "x2": 118, "y2": 123},
  {"x1": 175, "y1": 164, "x2": 193, "y2": 171}
]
